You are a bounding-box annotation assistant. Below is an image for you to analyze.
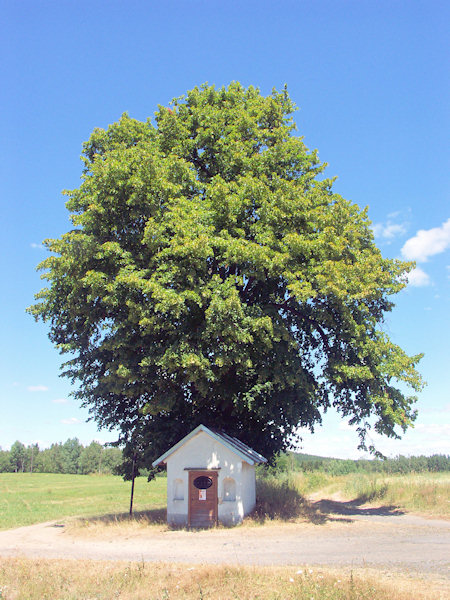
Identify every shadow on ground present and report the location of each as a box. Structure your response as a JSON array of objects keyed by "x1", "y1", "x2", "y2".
[
  {"x1": 69, "y1": 484, "x2": 405, "y2": 531},
  {"x1": 311, "y1": 498, "x2": 405, "y2": 518},
  {"x1": 72, "y1": 508, "x2": 167, "y2": 527},
  {"x1": 252, "y1": 478, "x2": 404, "y2": 525}
]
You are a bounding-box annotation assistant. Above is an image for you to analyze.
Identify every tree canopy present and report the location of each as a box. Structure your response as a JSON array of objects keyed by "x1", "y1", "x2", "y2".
[{"x1": 29, "y1": 82, "x2": 423, "y2": 466}]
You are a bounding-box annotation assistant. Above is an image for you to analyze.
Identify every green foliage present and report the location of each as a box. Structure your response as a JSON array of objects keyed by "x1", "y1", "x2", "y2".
[
  {"x1": 39, "y1": 443, "x2": 64, "y2": 473},
  {"x1": 29, "y1": 82, "x2": 423, "y2": 465},
  {"x1": 269, "y1": 451, "x2": 450, "y2": 476},
  {"x1": 78, "y1": 441, "x2": 101, "y2": 474},
  {"x1": 0, "y1": 440, "x2": 122, "y2": 475},
  {"x1": 79, "y1": 442, "x2": 121, "y2": 475},
  {"x1": 0, "y1": 450, "x2": 11, "y2": 472},
  {"x1": 60, "y1": 438, "x2": 83, "y2": 474},
  {"x1": 9, "y1": 441, "x2": 27, "y2": 473}
]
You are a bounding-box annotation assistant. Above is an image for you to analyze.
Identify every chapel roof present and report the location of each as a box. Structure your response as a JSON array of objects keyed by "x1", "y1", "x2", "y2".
[{"x1": 152, "y1": 424, "x2": 267, "y2": 467}]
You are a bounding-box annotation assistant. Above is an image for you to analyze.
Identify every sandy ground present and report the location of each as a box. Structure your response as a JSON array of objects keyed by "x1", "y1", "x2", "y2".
[{"x1": 0, "y1": 499, "x2": 449, "y2": 584}]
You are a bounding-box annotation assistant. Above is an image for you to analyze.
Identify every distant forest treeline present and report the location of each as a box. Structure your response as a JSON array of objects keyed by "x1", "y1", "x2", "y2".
[
  {"x1": 0, "y1": 439, "x2": 122, "y2": 475},
  {"x1": 1, "y1": 438, "x2": 449, "y2": 476},
  {"x1": 273, "y1": 452, "x2": 450, "y2": 475}
]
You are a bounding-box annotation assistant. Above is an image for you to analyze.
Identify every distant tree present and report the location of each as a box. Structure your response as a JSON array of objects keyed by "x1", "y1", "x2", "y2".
[
  {"x1": 29, "y1": 82, "x2": 423, "y2": 466},
  {"x1": 9, "y1": 441, "x2": 27, "y2": 473},
  {"x1": 0, "y1": 448, "x2": 12, "y2": 472},
  {"x1": 60, "y1": 438, "x2": 83, "y2": 474},
  {"x1": 102, "y1": 446, "x2": 123, "y2": 473},
  {"x1": 1, "y1": 438, "x2": 124, "y2": 475},
  {"x1": 427, "y1": 454, "x2": 449, "y2": 472},
  {"x1": 40, "y1": 443, "x2": 64, "y2": 473},
  {"x1": 26, "y1": 443, "x2": 41, "y2": 473},
  {"x1": 79, "y1": 441, "x2": 123, "y2": 474},
  {"x1": 324, "y1": 459, "x2": 358, "y2": 476},
  {"x1": 79, "y1": 441, "x2": 103, "y2": 474}
]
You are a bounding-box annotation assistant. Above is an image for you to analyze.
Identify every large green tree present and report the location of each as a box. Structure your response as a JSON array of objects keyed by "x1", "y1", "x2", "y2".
[{"x1": 29, "y1": 82, "x2": 423, "y2": 465}]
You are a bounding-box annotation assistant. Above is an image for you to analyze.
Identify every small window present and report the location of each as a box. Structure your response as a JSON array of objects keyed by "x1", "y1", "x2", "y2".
[
  {"x1": 193, "y1": 476, "x2": 213, "y2": 489},
  {"x1": 173, "y1": 478, "x2": 184, "y2": 500},
  {"x1": 223, "y1": 477, "x2": 236, "y2": 501}
]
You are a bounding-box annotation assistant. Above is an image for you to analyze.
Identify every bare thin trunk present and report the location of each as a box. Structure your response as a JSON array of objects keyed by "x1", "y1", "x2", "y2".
[{"x1": 129, "y1": 454, "x2": 136, "y2": 516}]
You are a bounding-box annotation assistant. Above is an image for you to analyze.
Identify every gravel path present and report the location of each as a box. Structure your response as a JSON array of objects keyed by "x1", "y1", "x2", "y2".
[{"x1": 1, "y1": 502, "x2": 449, "y2": 579}]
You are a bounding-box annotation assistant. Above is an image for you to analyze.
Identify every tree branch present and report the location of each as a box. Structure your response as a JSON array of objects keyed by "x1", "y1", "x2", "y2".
[{"x1": 271, "y1": 300, "x2": 331, "y2": 352}]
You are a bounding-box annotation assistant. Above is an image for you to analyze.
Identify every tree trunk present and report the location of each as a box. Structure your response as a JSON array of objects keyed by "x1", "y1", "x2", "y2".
[{"x1": 129, "y1": 454, "x2": 136, "y2": 516}]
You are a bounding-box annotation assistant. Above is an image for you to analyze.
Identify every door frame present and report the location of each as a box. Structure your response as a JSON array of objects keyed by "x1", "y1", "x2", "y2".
[{"x1": 187, "y1": 469, "x2": 219, "y2": 527}]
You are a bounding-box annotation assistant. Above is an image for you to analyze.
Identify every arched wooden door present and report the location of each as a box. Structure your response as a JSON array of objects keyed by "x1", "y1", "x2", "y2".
[{"x1": 188, "y1": 470, "x2": 218, "y2": 527}]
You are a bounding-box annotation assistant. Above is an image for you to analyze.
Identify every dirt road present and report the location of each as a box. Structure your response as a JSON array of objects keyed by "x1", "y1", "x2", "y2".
[{"x1": 0, "y1": 501, "x2": 449, "y2": 579}]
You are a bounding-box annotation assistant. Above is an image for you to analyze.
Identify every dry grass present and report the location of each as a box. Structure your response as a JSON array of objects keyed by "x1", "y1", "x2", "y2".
[
  {"x1": 0, "y1": 558, "x2": 447, "y2": 600},
  {"x1": 253, "y1": 471, "x2": 450, "y2": 522},
  {"x1": 342, "y1": 472, "x2": 450, "y2": 517},
  {"x1": 65, "y1": 507, "x2": 168, "y2": 537},
  {"x1": 251, "y1": 476, "x2": 327, "y2": 524}
]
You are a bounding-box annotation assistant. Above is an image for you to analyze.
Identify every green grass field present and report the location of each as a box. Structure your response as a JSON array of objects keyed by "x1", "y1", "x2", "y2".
[
  {"x1": 0, "y1": 473, "x2": 166, "y2": 530},
  {"x1": 1, "y1": 470, "x2": 449, "y2": 532}
]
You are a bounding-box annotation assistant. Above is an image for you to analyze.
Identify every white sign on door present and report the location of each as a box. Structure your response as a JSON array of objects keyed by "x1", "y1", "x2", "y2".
[{"x1": 199, "y1": 489, "x2": 206, "y2": 501}]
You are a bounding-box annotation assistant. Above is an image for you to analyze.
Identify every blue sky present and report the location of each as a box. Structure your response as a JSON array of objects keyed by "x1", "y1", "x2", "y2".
[{"x1": 1, "y1": 0, "x2": 449, "y2": 458}]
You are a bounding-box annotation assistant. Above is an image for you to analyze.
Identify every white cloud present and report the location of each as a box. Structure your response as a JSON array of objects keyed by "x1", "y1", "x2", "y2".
[
  {"x1": 30, "y1": 243, "x2": 45, "y2": 250},
  {"x1": 415, "y1": 423, "x2": 450, "y2": 436},
  {"x1": 52, "y1": 398, "x2": 69, "y2": 404},
  {"x1": 372, "y1": 219, "x2": 408, "y2": 241},
  {"x1": 401, "y1": 218, "x2": 450, "y2": 262},
  {"x1": 406, "y1": 267, "x2": 431, "y2": 287},
  {"x1": 27, "y1": 385, "x2": 49, "y2": 392},
  {"x1": 61, "y1": 417, "x2": 81, "y2": 425}
]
